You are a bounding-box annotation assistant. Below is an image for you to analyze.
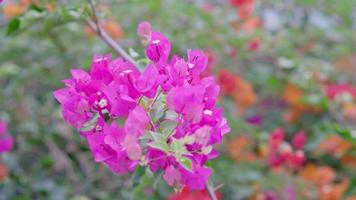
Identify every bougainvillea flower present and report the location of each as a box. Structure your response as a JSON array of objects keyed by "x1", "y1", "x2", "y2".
[
  {"x1": 146, "y1": 32, "x2": 171, "y2": 63},
  {"x1": 268, "y1": 128, "x2": 285, "y2": 150},
  {"x1": 291, "y1": 130, "x2": 307, "y2": 149},
  {"x1": 267, "y1": 128, "x2": 307, "y2": 169},
  {"x1": 168, "y1": 187, "x2": 222, "y2": 200},
  {"x1": 137, "y1": 21, "x2": 152, "y2": 40},
  {"x1": 54, "y1": 22, "x2": 230, "y2": 190},
  {"x1": 247, "y1": 38, "x2": 260, "y2": 51},
  {"x1": 246, "y1": 115, "x2": 263, "y2": 126},
  {"x1": 0, "y1": 121, "x2": 13, "y2": 154},
  {"x1": 325, "y1": 83, "x2": 356, "y2": 100}
]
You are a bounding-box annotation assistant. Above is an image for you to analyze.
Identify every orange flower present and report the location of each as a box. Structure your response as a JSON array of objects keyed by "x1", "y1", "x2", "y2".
[
  {"x1": 300, "y1": 164, "x2": 350, "y2": 200},
  {"x1": 85, "y1": 20, "x2": 124, "y2": 40},
  {"x1": 343, "y1": 103, "x2": 356, "y2": 120},
  {"x1": 103, "y1": 20, "x2": 124, "y2": 39},
  {"x1": 299, "y1": 164, "x2": 335, "y2": 186},
  {"x1": 283, "y1": 83, "x2": 303, "y2": 107},
  {"x1": 282, "y1": 83, "x2": 321, "y2": 123},
  {"x1": 320, "y1": 179, "x2": 349, "y2": 200},
  {"x1": 232, "y1": 76, "x2": 257, "y2": 110},
  {"x1": 317, "y1": 135, "x2": 352, "y2": 157},
  {"x1": 241, "y1": 16, "x2": 261, "y2": 32},
  {"x1": 2, "y1": 3, "x2": 27, "y2": 18},
  {"x1": 341, "y1": 156, "x2": 356, "y2": 168},
  {"x1": 46, "y1": 3, "x2": 55, "y2": 12},
  {"x1": 228, "y1": 135, "x2": 257, "y2": 161}
]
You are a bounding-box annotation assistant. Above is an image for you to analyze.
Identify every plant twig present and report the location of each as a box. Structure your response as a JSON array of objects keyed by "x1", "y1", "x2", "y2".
[
  {"x1": 206, "y1": 182, "x2": 218, "y2": 200},
  {"x1": 86, "y1": 0, "x2": 138, "y2": 67}
]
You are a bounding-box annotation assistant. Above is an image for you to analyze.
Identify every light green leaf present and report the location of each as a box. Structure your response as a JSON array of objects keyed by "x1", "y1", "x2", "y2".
[
  {"x1": 201, "y1": 146, "x2": 213, "y2": 155},
  {"x1": 171, "y1": 139, "x2": 189, "y2": 156},
  {"x1": 148, "y1": 131, "x2": 170, "y2": 152},
  {"x1": 150, "y1": 94, "x2": 166, "y2": 122},
  {"x1": 179, "y1": 157, "x2": 193, "y2": 171},
  {"x1": 79, "y1": 113, "x2": 99, "y2": 132},
  {"x1": 129, "y1": 48, "x2": 140, "y2": 58},
  {"x1": 160, "y1": 120, "x2": 177, "y2": 137}
]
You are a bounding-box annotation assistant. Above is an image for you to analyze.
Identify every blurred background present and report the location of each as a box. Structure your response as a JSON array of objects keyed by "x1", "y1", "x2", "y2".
[{"x1": 0, "y1": 0, "x2": 355, "y2": 199}]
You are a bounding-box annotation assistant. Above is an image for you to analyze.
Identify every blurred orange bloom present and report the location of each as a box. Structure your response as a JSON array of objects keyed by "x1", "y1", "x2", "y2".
[
  {"x1": 2, "y1": 3, "x2": 27, "y2": 18},
  {"x1": 333, "y1": 54, "x2": 356, "y2": 75},
  {"x1": 85, "y1": 20, "x2": 124, "y2": 40},
  {"x1": 341, "y1": 156, "x2": 356, "y2": 168},
  {"x1": 232, "y1": 75, "x2": 257, "y2": 111},
  {"x1": 242, "y1": 17, "x2": 261, "y2": 32},
  {"x1": 320, "y1": 179, "x2": 349, "y2": 200},
  {"x1": 300, "y1": 164, "x2": 350, "y2": 199},
  {"x1": 299, "y1": 164, "x2": 335, "y2": 186},
  {"x1": 20, "y1": 0, "x2": 39, "y2": 5},
  {"x1": 228, "y1": 135, "x2": 257, "y2": 161},
  {"x1": 343, "y1": 103, "x2": 356, "y2": 120},
  {"x1": 218, "y1": 70, "x2": 257, "y2": 114},
  {"x1": 317, "y1": 135, "x2": 352, "y2": 158},
  {"x1": 46, "y1": 3, "x2": 55, "y2": 12},
  {"x1": 282, "y1": 83, "x2": 321, "y2": 123},
  {"x1": 283, "y1": 83, "x2": 303, "y2": 107}
]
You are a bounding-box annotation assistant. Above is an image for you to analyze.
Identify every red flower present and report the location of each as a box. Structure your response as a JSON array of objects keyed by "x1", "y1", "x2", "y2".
[
  {"x1": 229, "y1": 0, "x2": 254, "y2": 8},
  {"x1": 218, "y1": 69, "x2": 237, "y2": 94},
  {"x1": 268, "y1": 128, "x2": 285, "y2": 150},
  {"x1": 247, "y1": 38, "x2": 260, "y2": 52},
  {"x1": 325, "y1": 83, "x2": 356, "y2": 100},
  {"x1": 292, "y1": 130, "x2": 307, "y2": 149},
  {"x1": 168, "y1": 187, "x2": 222, "y2": 200}
]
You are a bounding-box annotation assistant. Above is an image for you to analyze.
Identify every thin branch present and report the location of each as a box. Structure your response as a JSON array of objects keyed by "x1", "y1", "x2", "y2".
[
  {"x1": 86, "y1": 0, "x2": 138, "y2": 67},
  {"x1": 206, "y1": 182, "x2": 218, "y2": 200}
]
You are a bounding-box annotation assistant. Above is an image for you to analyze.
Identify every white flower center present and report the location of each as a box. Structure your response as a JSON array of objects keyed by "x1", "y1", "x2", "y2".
[
  {"x1": 203, "y1": 109, "x2": 213, "y2": 115},
  {"x1": 152, "y1": 40, "x2": 160, "y2": 44},
  {"x1": 98, "y1": 99, "x2": 108, "y2": 108}
]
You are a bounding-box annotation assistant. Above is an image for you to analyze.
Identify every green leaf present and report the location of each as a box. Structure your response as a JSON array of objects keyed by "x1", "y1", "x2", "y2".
[
  {"x1": 79, "y1": 113, "x2": 99, "y2": 132},
  {"x1": 148, "y1": 131, "x2": 170, "y2": 152},
  {"x1": 132, "y1": 165, "x2": 146, "y2": 187},
  {"x1": 171, "y1": 139, "x2": 189, "y2": 156},
  {"x1": 201, "y1": 146, "x2": 213, "y2": 155},
  {"x1": 29, "y1": 4, "x2": 45, "y2": 12},
  {"x1": 159, "y1": 120, "x2": 177, "y2": 137},
  {"x1": 164, "y1": 110, "x2": 178, "y2": 121},
  {"x1": 335, "y1": 127, "x2": 356, "y2": 144},
  {"x1": 150, "y1": 94, "x2": 166, "y2": 122},
  {"x1": 132, "y1": 169, "x2": 156, "y2": 200},
  {"x1": 129, "y1": 48, "x2": 140, "y2": 58},
  {"x1": 6, "y1": 18, "x2": 21, "y2": 36},
  {"x1": 178, "y1": 157, "x2": 193, "y2": 171}
]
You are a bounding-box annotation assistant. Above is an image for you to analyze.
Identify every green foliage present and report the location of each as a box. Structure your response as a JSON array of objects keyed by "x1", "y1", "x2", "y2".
[{"x1": 0, "y1": 0, "x2": 355, "y2": 199}]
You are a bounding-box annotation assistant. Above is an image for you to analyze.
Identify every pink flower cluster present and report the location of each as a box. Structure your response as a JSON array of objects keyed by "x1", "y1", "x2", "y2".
[
  {"x1": 54, "y1": 22, "x2": 229, "y2": 190},
  {"x1": 0, "y1": 121, "x2": 13, "y2": 154},
  {"x1": 268, "y1": 128, "x2": 306, "y2": 169},
  {"x1": 325, "y1": 83, "x2": 356, "y2": 100}
]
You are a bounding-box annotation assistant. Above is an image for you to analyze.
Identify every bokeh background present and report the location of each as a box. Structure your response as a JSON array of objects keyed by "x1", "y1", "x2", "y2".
[{"x1": 0, "y1": 0, "x2": 355, "y2": 199}]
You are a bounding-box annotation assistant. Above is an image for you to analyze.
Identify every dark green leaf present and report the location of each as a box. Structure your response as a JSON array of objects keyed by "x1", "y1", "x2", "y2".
[{"x1": 6, "y1": 18, "x2": 21, "y2": 36}]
